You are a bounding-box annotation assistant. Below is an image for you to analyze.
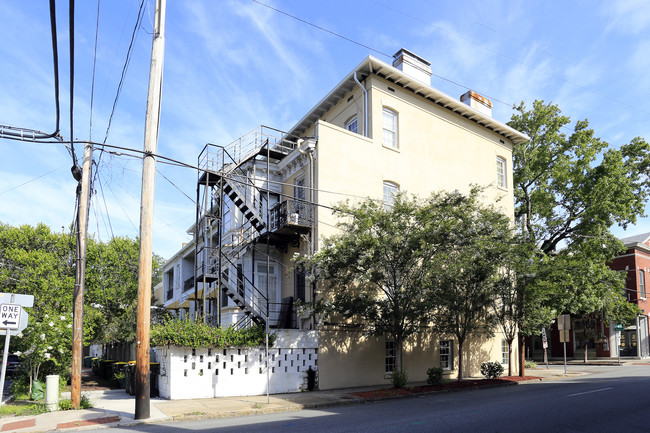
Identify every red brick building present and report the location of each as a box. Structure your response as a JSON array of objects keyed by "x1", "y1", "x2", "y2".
[
  {"x1": 529, "y1": 233, "x2": 650, "y2": 360},
  {"x1": 606, "y1": 233, "x2": 650, "y2": 358}
]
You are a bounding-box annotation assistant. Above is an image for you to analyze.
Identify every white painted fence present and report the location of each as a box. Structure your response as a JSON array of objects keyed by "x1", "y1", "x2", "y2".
[{"x1": 153, "y1": 329, "x2": 318, "y2": 399}]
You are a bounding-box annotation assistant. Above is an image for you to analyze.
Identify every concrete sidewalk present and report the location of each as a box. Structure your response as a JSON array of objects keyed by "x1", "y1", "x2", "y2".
[{"x1": 0, "y1": 364, "x2": 615, "y2": 433}]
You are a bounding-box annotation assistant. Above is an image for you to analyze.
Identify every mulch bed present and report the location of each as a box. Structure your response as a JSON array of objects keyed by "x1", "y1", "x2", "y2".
[{"x1": 351, "y1": 376, "x2": 543, "y2": 400}]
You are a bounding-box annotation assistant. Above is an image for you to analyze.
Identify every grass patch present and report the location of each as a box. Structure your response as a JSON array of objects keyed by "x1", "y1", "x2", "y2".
[{"x1": 0, "y1": 401, "x2": 48, "y2": 417}]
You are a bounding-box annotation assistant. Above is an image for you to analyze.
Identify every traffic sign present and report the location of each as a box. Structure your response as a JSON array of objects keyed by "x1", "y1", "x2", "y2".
[
  {"x1": 0, "y1": 293, "x2": 33, "y2": 308},
  {"x1": 615, "y1": 324, "x2": 624, "y2": 332},
  {"x1": 557, "y1": 314, "x2": 571, "y2": 330},
  {"x1": 0, "y1": 304, "x2": 22, "y2": 330},
  {"x1": 541, "y1": 328, "x2": 548, "y2": 349}
]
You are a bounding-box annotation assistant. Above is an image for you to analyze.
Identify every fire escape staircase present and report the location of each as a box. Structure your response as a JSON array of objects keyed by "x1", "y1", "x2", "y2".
[{"x1": 197, "y1": 132, "x2": 293, "y2": 329}]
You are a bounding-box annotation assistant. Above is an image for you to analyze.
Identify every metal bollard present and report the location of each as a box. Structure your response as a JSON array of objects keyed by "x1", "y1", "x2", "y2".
[{"x1": 45, "y1": 375, "x2": 59, "y2": 411}]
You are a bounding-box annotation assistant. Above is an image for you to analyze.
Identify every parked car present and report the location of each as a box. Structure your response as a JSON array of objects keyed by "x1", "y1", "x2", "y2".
[{"x1": 5, "y1": 354, "x2": 21, "y2": 377}]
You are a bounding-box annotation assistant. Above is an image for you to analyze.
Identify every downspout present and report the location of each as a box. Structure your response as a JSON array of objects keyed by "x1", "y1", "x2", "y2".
[
  {"x1": 353, "y1": 71, "x2": 368, "y2": 137},
  {"x1": 298, "y1": 139, "x2": 317, "y2": 329}
]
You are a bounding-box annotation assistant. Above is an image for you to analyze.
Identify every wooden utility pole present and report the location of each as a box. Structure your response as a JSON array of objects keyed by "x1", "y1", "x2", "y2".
[
  {"x1": 71, "y1": 141, "x2": 93, "y2": 409},
  {"x1": 135, "y1": 0, "x2": 166, "y2": 420}
]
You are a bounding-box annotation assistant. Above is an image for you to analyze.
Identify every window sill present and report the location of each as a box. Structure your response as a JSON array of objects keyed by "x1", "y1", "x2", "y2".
[{"x1": 382, "y1": 144, "x2": 400, "y2": 153}]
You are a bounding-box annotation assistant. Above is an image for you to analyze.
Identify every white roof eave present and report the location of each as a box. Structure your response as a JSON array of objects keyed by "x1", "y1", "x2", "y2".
[{"x1": 287, "y1": 55, "x2": 530, "y2": 145}]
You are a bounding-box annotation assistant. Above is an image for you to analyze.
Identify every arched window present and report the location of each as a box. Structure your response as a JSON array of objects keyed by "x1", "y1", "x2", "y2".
[
  {"x1": 383, "y1": 181, "x2": 399, "y2": 207},
  {"x1": 345, "y1": 116, "x2": 358, "y2": 133}
]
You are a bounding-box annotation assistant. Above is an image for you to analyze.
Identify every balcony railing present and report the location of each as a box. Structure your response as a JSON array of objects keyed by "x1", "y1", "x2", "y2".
[{"x1": 269, "y1": 199, "x2": 313, "y2": 233}]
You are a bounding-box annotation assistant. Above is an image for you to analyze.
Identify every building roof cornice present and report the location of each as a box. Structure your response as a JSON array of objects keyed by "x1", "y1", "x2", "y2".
[{"x1": 287, "y1": 55, "x2": 530, "y2": 145}]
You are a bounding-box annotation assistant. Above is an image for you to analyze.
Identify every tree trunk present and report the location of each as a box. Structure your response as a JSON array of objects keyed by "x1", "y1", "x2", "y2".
[
  {"x1": 584, "y1": 339, "x2": 588, "y2": 363},
  {"x1": 518, "y1": 333, "x2": 526, "y2": 377},
  {"x1": 457, "y1": 339, "x2": 464, "y2": 381},
  {"x1": 395, "y1": 336, "x2": 403, "y2": 373},
  {"x1": 507, "y1": 338, "x2": 514, "y2": 377}
]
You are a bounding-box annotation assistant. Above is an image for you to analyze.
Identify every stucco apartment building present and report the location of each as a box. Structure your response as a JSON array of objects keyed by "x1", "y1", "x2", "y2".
[{"x1": 161, "y1": 49, "x2": 530, "y2": 389}]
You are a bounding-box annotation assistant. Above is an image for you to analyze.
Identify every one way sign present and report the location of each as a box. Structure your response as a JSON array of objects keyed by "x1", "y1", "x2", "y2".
[{"x1": 0, "y1": 304, "x2": 22, "y2": 330}]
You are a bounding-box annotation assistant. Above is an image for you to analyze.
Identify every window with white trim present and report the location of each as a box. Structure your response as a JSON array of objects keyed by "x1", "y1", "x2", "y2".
[
  {"x1": 496, "y1": 156, "x2": 507, "y2": 189},
  {"x1": 382, "y1": 108, "x2": 398, "y2": 149},
  {"x1": 501, "y1": 340, "x2": 509, "y2": 365},
  {"x1": 385, "y1": 340, "x2": 396, "y2": 373},
  {"x1": 345, "y1": 116, "x2": 358, "y2": 133},
  {"x1": 440, "y1": 340, "x2": 452, "y2": 370},
  {"x1": 640, "y1": 269, "x2": 646, "y2": 298},
  {"x1": 383, "y1": 181, "x2": 399, "y2": 207}
]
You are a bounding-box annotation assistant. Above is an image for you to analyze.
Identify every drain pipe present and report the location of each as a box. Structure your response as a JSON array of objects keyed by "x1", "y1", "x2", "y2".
[
  {"x1": 353, "y1": 71, "x2": 368, "y2": 137},
  {"x1": 298, "y1": 139, "x2": 317, "y2": 329}
]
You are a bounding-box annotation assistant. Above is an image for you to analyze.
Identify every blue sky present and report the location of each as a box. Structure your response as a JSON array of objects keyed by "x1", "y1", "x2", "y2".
[{"x1": 1, "y1": 0, "x2": 649, "y2": 259}]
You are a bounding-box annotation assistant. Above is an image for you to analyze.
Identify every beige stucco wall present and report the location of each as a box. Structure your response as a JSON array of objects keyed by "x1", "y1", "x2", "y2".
[
  {"x1": 311, "y1": 76, "x2": 521, "y2": 389},
  {"x1": 318, "y1": 328, "x2": 518, "y2": 389}
]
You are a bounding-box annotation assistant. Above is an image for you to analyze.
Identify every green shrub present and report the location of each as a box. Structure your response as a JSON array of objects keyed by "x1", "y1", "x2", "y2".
[
  {"x1": 426, "y1": 367, "x2": 444, "y2": 385},
  {"x1": 58, "y1": 399, "x2": 72, "y2": 411},
  {"x1": 58, "y1": 395, "x2": 93, "y2": 411},
  {"x1": 480, "y1": 361, "x2": 504, "y2": 379},
  {"x1": 150, "y1": 319, "x2": 273, "y2": 348},
  {"x1": 80, "y1": 394, "x2": 93, "y2": 409},
  {"x1": 390, "y1": 370, "x2": 409, "y2": 388},
  {"x1": 524, "y1": 360, "x2": 537, "y2": 369}
]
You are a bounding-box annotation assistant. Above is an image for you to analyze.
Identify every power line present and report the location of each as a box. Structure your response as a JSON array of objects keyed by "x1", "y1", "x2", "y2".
[
  {"x1": 251, "y1": 0, "x2": 392, "y2": 59},
  {"x1": 88, "y1": 0, "x2": 101, "y2": 141},
  {"x1": 102, "y1": 0, "x2": 147, "y2": 145},
  {"x1": 0, "y1": 0, "x2": 62, "y2": 141},
  {"x1": 0, "y1": 166, "x2": 65, "y2": 196}
]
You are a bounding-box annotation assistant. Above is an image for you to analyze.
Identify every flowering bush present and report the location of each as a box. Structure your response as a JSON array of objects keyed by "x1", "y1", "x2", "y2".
[
  {"x1": 480, "y1": 361, "x2": 504, "y2": 379},
  {"x1": 13, "y1": 310, "x2": 73, "y2": 397}
]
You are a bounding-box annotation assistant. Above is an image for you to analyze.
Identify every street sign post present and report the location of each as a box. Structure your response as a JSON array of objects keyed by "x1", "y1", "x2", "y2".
[
  {"x1": 557, "y1": 315, "x2": 572, "y2": 375},
  {"x1": 541, "y1": 328, "x2": 549, "y2": 369},
  {"x1": 615, "y1": 324, "x2": 623, "y2": 365},
  {"x1": 0, "y1": 293, "x2": 33, "y2": 410}
]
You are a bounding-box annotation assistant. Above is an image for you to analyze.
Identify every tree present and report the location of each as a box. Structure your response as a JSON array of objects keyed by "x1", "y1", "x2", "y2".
[
  {"x1": 298, "y1": 192, "x2": 466, "y2": 375},
  {"x1": 0, "y1": 223, "x2": 164, "y2": 385},
  {"x1": 507, "y1": 101, "x2": 649, "y2": 372},
  {"x1": 428, "y1": 193, "x2": 513, "y2": 381},
  {"x1": 84, "y1": 236, "x2": 165, "y2": 346}
]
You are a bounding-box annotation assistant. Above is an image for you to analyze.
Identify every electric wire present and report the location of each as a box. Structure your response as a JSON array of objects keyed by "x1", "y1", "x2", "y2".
[
  {"x1": 0, "y1": 0, "x2": 62, "y2": 141},
  {"x1": 0, "y1": 166, "x2": 65, "y2": 196},
  {"x1": 251, "y1": 0, "x2": 392, "y2": 59},
  {"x1": 101, "y1": 0, "x2": 147, "y2": 146},
  {"x1": 69, "y1": 0, "x2": 77, "y2": 168},
  {"x1": 88, "y1": 0, "x2": 101, "y2": 141}
]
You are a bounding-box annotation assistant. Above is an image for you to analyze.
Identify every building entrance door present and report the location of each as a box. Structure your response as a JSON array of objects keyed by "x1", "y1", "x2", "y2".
[{"x1": 620, "y1": 327, "x2": 638, "y2": 357}]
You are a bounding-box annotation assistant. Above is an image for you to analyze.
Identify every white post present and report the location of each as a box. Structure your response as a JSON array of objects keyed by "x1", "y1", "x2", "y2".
[{"x1": 46, "y1": 375, "x2": 59, "y2": 411}]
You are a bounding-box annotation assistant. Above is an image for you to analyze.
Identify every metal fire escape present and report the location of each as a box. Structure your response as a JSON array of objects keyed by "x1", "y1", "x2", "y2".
[{"x1": 194, "y1": 127, "x2": 295, "y2": 328}]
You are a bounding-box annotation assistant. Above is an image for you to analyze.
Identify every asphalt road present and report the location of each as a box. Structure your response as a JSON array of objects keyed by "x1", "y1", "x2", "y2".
[{"x1": 91, "y1": 363, "x2": 650, "y2": 433}]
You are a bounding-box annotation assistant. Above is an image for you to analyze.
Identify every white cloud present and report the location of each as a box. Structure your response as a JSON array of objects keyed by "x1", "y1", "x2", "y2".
[{"x1": 600, "y1": 0, "x2": 650, "y2": 35}]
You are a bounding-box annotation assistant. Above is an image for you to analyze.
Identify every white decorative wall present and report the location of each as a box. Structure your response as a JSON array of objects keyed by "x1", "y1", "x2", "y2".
[{"x1": 154, "y1": 329, "x2": 318, "y2": 399}]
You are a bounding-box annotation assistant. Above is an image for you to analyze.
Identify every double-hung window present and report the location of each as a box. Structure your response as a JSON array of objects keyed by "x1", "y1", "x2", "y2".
[
  {"x1": 382, "y1": 108, "x2": 398, "y2": 149},
  {"x1": 501, "y1": 340, "x2": 509, "y2": 365},
  {"x1": 640, "y1": 270, "x2": 646, "y2": 298},
  {"x1": 496, "y1": 156, "x2": 507, "y2": 189},
  {"x1": 440, "y1": 340, "x2": 452, "y2": 370},
  {"x1": 385, "y1": 341, "x2": 396, "y2": 373},
  {"x1": 383, "y1": 181, "x2": 399, "y2": 207}
]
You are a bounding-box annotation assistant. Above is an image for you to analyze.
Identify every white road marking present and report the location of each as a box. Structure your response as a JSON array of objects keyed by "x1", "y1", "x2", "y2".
[{"x1": 567, "y1": 387, "x2": 613, "y2": 397}]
